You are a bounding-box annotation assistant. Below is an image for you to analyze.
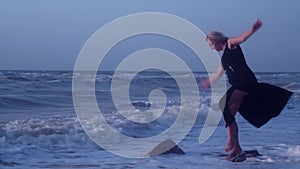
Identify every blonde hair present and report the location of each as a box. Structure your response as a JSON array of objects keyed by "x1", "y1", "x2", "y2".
[{"x1": 206, "y1": 31, "x2": 228, "y2": 44}]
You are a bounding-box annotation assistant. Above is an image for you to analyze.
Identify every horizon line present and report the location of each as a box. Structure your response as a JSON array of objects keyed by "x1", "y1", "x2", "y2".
[{"x1": 0, "y1": 69, "x2": 299, "y2": 74}]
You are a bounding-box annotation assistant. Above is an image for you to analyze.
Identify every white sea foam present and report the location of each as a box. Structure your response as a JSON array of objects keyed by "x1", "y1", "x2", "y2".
[{"x1": 286, "y1": 145, "x2": 300, "y2": 157}]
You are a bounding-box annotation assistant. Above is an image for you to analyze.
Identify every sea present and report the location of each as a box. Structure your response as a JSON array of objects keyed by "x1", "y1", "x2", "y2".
[{"x1": 0, "y1": 70, "x2": 299, "y2": 169}]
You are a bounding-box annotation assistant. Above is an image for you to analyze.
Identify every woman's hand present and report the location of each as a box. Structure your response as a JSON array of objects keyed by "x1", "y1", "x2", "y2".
[
  {"x1": 252, "y1": 19, "x2": 262, "y2": 32},
  {"x1": 201, "y1": 64, "x2": 224, "y2": 89},
  {"x1": 201, "y1": 78, "x2": 211, "y2": 89}
]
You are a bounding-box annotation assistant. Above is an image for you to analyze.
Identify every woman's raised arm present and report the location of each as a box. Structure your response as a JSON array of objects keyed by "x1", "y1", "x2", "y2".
[{"x1": 227, "y1": 19, "x2": 262, "y2": 49}]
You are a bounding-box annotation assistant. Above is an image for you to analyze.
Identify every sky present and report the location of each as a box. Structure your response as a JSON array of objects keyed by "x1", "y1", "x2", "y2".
[{"x1": 0, "y1": 0, "x2": 299, "y2": 72}]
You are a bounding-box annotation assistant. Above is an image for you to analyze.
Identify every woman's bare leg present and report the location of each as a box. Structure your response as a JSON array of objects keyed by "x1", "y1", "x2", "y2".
[
  {"x1": 225, "y1": 122, "x2": 237, "y2": 152},
  {"x1": 225, "y1": 90, "x2": 247, "y2": 159},
  {"x1": 225, "y1": 121, "x2": 242, "y2": 160}
]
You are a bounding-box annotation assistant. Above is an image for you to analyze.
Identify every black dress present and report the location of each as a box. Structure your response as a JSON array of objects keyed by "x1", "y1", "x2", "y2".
[{"x1": 219, "y1": 44, "x2": 293, "y2": 128}]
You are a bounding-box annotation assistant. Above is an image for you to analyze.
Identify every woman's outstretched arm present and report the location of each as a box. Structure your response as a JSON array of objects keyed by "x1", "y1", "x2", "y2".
[
  {"x1": 227, "y1": 19, "x2": 262, "y2": 49},
  {"x1": 201, "y1": 63, "x2": 224, "y2": 88}
]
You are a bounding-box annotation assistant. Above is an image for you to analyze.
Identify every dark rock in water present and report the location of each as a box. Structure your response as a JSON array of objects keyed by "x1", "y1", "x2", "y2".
[
  {"x1": 162, "y1": 145, "x2": 185, "y2": 155},
  {"x1": 146, "y1": 139, "x2": 185, "y2": 157},
  {"x1": 230, "y1": 150, "x2": 261, "y2": 162},
  {"x1": 230, "y1": 152, "x2": 247, "y2": 162},
  {"x1": 131, "y1": 101, "x2": 151, "y2": 107}
]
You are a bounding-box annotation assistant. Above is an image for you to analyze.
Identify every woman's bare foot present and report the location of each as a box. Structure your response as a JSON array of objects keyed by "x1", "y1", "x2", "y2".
[{"x1": 226, "y1": 146, "x2": 243, "y2": 160}]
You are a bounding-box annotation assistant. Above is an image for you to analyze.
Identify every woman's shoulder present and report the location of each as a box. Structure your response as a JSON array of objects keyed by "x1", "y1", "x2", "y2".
[
  {"x1": 223, "y1": 43, "x2": 243, "y2": 59},
  {"x1": 226, "y1": 39, "x2": 242, "y2": 50}
]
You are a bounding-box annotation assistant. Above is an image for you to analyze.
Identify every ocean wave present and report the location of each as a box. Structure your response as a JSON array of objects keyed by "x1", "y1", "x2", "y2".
[
  {"x1": 0, "y1": 117, "x2": 97, "y2": 153},
  {"x1": 251, "y1": 144, "x2": 300, "y2": 163}
]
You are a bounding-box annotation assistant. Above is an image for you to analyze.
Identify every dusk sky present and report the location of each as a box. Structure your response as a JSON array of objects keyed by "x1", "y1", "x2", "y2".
[{"x1": 0, "y1": 0, "x2": 299, "y2": 72}]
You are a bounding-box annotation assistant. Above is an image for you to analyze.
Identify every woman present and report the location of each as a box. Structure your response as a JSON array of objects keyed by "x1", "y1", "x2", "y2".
[{"x1": 202, "y1": 20, "x2": 293, "y2": 161}]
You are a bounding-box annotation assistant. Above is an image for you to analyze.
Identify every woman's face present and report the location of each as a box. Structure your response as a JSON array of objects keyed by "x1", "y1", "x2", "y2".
[{"x1": 207, "y1": 39, "x2": 223, "y2": 52}]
